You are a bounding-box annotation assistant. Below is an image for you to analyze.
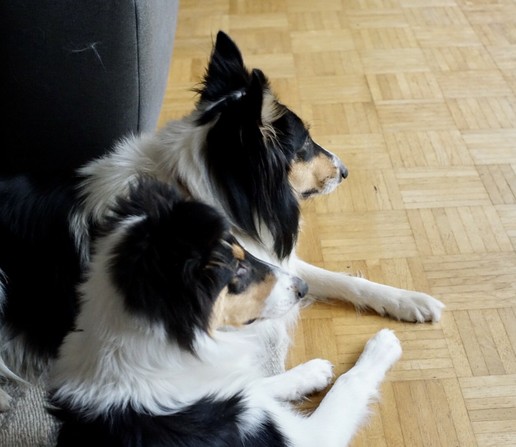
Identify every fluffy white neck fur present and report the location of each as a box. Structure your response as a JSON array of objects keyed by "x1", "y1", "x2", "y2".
[
  {"x1": 50, "y1": 222, "x2": 265, "y2": 418},
  {"x1": 78, "y1": 114, "x2": 217, "y2": 224}
]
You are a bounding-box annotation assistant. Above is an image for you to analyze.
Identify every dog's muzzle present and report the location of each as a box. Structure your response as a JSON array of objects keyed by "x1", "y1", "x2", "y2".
[{"x1": 293, "y1": 277, "x2": 308, "y2": 299}]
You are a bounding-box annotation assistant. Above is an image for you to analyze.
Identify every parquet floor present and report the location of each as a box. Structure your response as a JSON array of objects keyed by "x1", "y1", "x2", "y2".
[{"x1": 158, "y1": 1, "x2": 516, "y2": 445}]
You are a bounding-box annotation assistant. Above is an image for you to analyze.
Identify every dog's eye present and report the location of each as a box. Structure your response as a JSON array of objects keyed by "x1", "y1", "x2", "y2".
[
  {"x1": 296, "y1": 147, "x2": 308, "y2": 159},
  {"x1": 296, "y1": 138, "x2": 311, "y2": 160},
  {"x1": 235, "y1": 263, "x2": 248, "y2": 278},
  {"x1": 228, "y1": 262, "x2": 250, "y2": 294}
]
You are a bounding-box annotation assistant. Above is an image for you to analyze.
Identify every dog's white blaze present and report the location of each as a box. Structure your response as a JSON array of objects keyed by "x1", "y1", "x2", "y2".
[
  {"x1": 321, "y1": 155, "x2": 345, "y2": 195},
  {"x1": 259, "y1": 268, "x2": 300, "y2": 319}
]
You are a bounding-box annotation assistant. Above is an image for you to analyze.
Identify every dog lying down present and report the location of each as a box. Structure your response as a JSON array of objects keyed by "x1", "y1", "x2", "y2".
[
  {"x1": 0, "y1": 31, "x2": 441, "y2": 412},
  {"x1": 48, "y1": 178, "x2": 402, "y2": 447}
]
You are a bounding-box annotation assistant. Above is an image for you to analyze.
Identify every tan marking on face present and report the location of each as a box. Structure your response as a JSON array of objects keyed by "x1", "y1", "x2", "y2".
[
  {"x1": 260, "y1": 92, "x2": 286, "y2": 143},
  {"x1": 231, "y1": 243, "x2": 245, "y2": 261},
  {"x1": 289, "y1": 152, "x2": 338, "y2": 196},
  {"x1": 210, "y1": 273, "x2": 277, "y2": 330},
  {"x1": 261, "y1": 92, "x2": 285, "y2": 124}
]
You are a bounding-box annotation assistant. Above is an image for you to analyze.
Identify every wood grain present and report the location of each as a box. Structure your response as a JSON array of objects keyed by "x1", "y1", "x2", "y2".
[{"x1": 159, "y1": 1, "x2": 516, "y2": 445}]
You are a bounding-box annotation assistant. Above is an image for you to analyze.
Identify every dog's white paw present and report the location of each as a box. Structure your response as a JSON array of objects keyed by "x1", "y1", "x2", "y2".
[
  {"x1": 356, "y1": 329, "x2": 402, "y2": 377},
  {"x1": 298, "y1": 358, "x2": 334, "y2": 392},
  {"x1": 371, "y1": 289, "x2": 444, "y2": 323},
  {"x1": 282, "y1": 359, "x2": 334, "y2": 401}
]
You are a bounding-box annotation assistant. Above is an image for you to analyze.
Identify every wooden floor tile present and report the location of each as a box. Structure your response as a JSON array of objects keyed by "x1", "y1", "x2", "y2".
[{"x1": 164, "y1": 0, "x2": 516, "y2": 444}]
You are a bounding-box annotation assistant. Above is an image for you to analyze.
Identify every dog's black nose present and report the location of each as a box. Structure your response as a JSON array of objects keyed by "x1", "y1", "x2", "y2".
[
  {"x1": 294, "y1": 277, "x2": 308, "y2": 299},
  {"x1": 340, "y1": 163, "x2": 348, "y2": 179}
]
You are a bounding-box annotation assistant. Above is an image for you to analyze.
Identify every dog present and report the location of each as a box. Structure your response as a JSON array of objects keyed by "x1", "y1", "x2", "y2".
[
  {"x1": 76, "y1": 30, "x2": 443, "y2": 368},
  {"x1": 78, "y1": 31, "x2": 444, "y2": 323},
  {"x1": 48, "y1": 178, "x2": 402, "y2": 447},
  {"x1": 0, "y1": 30, "x2": 442, "y2": 408}
]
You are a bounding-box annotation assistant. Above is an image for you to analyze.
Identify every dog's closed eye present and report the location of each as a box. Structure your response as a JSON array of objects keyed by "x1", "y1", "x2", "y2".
[
  {"x1": 235, "y1": 263, "x2": 248, "y2": 278},
  {"x1": 229, "y1": 263, "x2": 249, "y2": 291}
]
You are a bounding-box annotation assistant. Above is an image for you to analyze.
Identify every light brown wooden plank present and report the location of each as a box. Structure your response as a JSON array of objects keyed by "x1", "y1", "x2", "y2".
[{"x1": 163, "y1": 0, "x2": 516, "y2": 444}]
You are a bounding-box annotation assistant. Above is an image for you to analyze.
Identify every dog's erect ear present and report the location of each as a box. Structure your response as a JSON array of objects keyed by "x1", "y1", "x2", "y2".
[
  {"x1": 199, "y1": 31, "x2": 250, "y2": 103},
  {"x1": 213, "y1": 31, "x2": 244, "y2": 68},
  {"x1": 245, "y1": 69, "x2": 267, "y2": 123},
  {"x1": 197, "y1": 66, "x2": 268, "y2": 125}
]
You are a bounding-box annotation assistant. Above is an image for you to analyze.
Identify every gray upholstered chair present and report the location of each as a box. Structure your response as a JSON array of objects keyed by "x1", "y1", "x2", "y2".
[
  {"x1": 1, "y1": 0, "x2": 178, "y2": 176},
  {"x1": 0, "y1": 1, "x2": 178, "y2": 445}
]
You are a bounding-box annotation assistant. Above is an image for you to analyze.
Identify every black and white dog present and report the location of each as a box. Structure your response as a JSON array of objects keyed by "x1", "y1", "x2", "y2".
[
  {"x1": 76, "y1": 31, "x2": 443, "y2": 367},
  {"x1": 78, "y1": 31, "x2": 444, "y2": 323},
  {"x1": 0, "y1": 31, "x2": 442, "y2": 408},
  {"x1": 49, "y1": 178, "x2": 402, "y2": 447}
]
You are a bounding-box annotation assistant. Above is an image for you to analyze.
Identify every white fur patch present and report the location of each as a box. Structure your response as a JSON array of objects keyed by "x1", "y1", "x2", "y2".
[{"x1": 50, "y1": 216, "x2": 267, "y2": 417}]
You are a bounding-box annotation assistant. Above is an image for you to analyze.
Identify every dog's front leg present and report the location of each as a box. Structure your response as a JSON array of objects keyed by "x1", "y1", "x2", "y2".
[
  {"x1": 287, "y1": 329, "x2": 402, "y2": 447},
  {"x1": 293, "y1": 258, "x2": 444, "y2": 322},
  {"x1": 259, "y1": 358, "x2": 334, "y2": 401},
  {"x1": 248, "y1": 308, "x2": 301, "y2": 376}
]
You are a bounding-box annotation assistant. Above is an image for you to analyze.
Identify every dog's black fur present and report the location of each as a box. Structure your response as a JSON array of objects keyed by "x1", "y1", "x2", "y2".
[
  {"x1": 47, "y1": 178, "x2": 302, "y2": 446},
  {"x1": 46, "y1": 180, "x2": 402, "y2": 447},
  {"x1": 195, "y1": 36, "x2": 312, "y2": 259},
  {"x1": 51, "y1": 397, "x2": 287, "y2": 447},
  {"x1": 0, "y1": 174, "x2": 82, "y2": 366},
  {"x1": 0, "y1": 30, "x2": 442, "y2": 416}
]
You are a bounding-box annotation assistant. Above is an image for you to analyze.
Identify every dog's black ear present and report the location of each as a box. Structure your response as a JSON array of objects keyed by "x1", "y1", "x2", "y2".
[
  {"x1": 108, "y1": 195, "x2": 232, "y2": 352},
  {"x1": 196, "y1": 67, "x2": 268, "y2": 125},
  {"x1": 245, "y1": 69, "x2": 267, "y2": 123},
  {"x1": 169, "y1": 201, "x2": 230, "y2": 258},
  {"x1": 198, "y1": 31, "x2": 250, "y2": 103},
  {"x1": 110, "y1": 199, "x2": 230, "y2": 293},
  {"x1": 213, "y1": 31, "x2": 244, "y2": 68}
]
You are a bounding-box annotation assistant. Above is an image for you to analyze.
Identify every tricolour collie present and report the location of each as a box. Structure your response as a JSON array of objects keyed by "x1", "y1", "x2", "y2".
[
  {"x1": 48, "y1": 178, "x2": 402, "y2": 447},
  {"x1": 76, "y1": 31, "x2": 443, "y2": 368},
  {"x1": 0, "y1": 31, "x2": 442, "y2": 408},
  {"x1": 78, "y1": 31, "x2": 443, "y2": 325}
]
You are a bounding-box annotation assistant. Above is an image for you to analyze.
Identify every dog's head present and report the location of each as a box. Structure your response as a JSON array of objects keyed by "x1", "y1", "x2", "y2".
[
  {"x1": 195, "y1": 31, "x2": 348, "y2": 259},
  {"x1": 104, "y1": 178, "x2": 307, "y2": 353}
]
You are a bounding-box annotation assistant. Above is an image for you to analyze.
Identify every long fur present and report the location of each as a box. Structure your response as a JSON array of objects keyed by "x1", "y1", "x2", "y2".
[
  {"x1": 75, "y1": 31, "x2": 443, "y2": 373},
  {"x1": 75, "y1": 32, "x2": 442, "y2": 328},
  {"x1": 0, "y1": 31, "x2": 443, "y2": 409},
  {"x1": 0, "y1": 174, "x2": 83, "y2": 378},
  {"x1": 48, "y1": 178, "x2": 402, "y2": 446}
]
